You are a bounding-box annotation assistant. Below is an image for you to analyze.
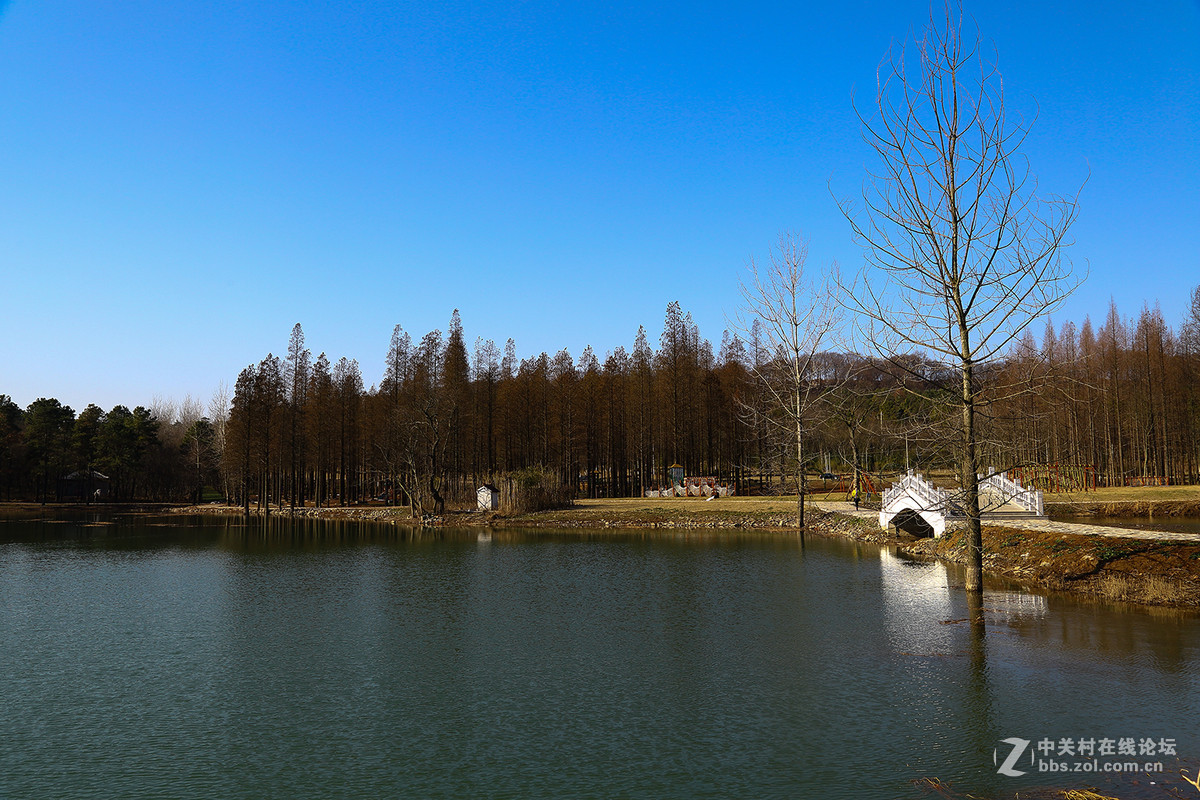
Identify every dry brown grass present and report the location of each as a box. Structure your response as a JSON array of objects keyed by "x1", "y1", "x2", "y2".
[
  {"x1": 910, "y1": 776, "x2": 987, "y2": 798},
  {"x1": 1140, "y1": 574, "x2": 1190, "y2": 603},
  {"x1": 1097, "y1": 572, "x2": 1135, "y2": 601},
  {"x1": 1096, "y1": 572, "x2": 1190, "y2": 604}
]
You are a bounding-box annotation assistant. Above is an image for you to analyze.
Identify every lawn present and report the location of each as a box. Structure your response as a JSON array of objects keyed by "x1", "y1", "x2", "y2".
[
  {"x1": 1043, "y1": 485, "x2": 1200, "y2": 503},
  {"x1": 569, "y1": 482, "x2": 1200, "y2": 511}
]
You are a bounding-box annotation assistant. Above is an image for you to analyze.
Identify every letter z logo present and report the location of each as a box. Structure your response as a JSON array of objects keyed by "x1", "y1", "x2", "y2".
[{"x1": 995, "y1": 737, "x2": 1031, "y2": 777}]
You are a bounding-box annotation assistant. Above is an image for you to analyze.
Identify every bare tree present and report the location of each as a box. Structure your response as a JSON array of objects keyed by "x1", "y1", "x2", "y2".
[
  {"x1": 285, "y1": 324, "x2": 311, "y2": 510},
  {"x1": 838, "y1": 2, "x2": 1082, "y2": 592},
  {"x1": 1182, "y1": 285, "x2": 1200, "y2": 356},
  {"x1": 177, "y1": 396, "x2": 205, "y2": 429},
  {"x1": 208, "y1": 381, "x2": 230, "y2": 499},
  {"x1": 740, "y1": 232, "x2": 842, "y2": 528}
]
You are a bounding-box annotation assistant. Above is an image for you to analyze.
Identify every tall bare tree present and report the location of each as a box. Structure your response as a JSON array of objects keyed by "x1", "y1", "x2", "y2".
[
  {"x1": 740, "y1": 232, "x2": 841, "y2": 528},
  {"x1": 1182, "y1": 285, "x2": 1200, "y2": 356},
  {"x1": 207, "y1": 381, "x2": 230, "y2": 499},
  {"x1": 839, "y1": 2, "x2": 1082, "y2": 592},
  {"x1": 285, "y1": 323, "x2": 311, "y2": 510}
]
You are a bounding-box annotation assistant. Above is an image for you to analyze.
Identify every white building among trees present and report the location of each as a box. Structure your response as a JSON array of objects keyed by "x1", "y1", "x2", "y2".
[{"x1": 477, "y1": 484, "x2": 499, "y2": 511}]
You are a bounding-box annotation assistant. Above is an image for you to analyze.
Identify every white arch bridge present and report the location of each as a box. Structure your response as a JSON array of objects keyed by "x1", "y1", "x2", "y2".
[{"x1": 879, "y1": 470, "x2": 1046, "y2": 537}]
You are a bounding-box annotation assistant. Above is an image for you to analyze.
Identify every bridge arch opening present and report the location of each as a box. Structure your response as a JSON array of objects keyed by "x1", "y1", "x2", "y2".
[{"x1": 889, "y1": 509, "x2": 935, "y2": 538}]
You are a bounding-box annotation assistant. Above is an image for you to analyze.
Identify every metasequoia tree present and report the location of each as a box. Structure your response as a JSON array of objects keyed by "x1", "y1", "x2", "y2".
[
  {"x1": 285, "y1": 324, "x2": 311, "y2": 510},
  {"x1": 332, "y1": 357, "x2": 362, "y2": 506},
  {"x1": 741, "y1": 232, "x2": 841, "y2": 529},
  {"x1": 1181, "y1": 286, "x2": 1200, "y2": 480},
  {"x1": 473, "y1": 336, "x2": 501, "y2": 478},
  {"x1": 257, "y1": 355, "x2": 285, "y2": 513},
  {"x1": 227, "y1": 367, "x2": 255, "y2": 513},
  {"x1": 630, "y1": 326, "x2": 655, "y2": 494},
  {"x1": 840, "y1": 3, "x2": 1081, "y2": 592},
  {"x1": 1182, "y1": 285, "x2": 1200, "y2": 356}
]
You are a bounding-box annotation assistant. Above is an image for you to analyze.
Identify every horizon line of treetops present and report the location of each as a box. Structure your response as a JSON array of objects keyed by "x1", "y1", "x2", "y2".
[{"x1": 4, "y1": 290, "x2": 1200, "y2": 509}]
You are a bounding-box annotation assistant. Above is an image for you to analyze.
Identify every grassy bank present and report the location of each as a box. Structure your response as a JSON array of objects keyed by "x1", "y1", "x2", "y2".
[
  {"x1": 899, "y1": 523, "x2": 1200, "y2": 608},
  {"x1": 1043, "y1": 485, "x2": 1200, "y2": 518}
]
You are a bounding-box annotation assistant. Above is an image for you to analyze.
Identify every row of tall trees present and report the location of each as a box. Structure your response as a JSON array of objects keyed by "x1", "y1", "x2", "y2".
[
  {"x1": 220, "y1": 309, "x2": 787, "y2": 514},
  {"x1": 2, "y1": 288, "x2": 1197, "y2": 506},
  {"x1": 218, "y1": 289, "x2": 1200, "y2": 515},
  {"x1": 989, "y1": 296, "x2": 1200, "y2": 486}
]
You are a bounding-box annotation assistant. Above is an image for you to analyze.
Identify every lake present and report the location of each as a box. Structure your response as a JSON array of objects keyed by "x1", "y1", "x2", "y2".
[
  {"x1": 1061, "y1": 515, "x2": 1200, "y2": 536},
  {"x1": 1, "y1": 512, "x2": 1197, "y2": 799}
]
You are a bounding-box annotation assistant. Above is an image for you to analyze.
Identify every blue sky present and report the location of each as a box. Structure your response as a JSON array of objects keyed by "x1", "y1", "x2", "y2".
[{"x1": 2, "y1": 1, "x2": 1197, "y2": 413}]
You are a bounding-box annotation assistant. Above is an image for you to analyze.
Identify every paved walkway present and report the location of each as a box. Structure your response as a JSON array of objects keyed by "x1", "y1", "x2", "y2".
[
  {"x1": 1004, "y1": 517, "x2": 1200, "y2": 543},
  {"x1": 812, "y1": 501, "x2": 1200, "y2": 544}
]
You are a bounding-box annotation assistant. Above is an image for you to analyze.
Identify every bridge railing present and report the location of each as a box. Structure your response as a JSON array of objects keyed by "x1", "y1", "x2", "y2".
[
  {"x1": 882, "y1": 470, "x2": 950, "y2": 515},
  {"x1": 978, "y1": 469, "x2": 1044, "y2": 516}
]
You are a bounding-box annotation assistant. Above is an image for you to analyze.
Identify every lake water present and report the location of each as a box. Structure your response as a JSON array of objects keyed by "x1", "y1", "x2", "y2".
[
  {"x1": 2, "y1": 512, "x2": 1197, "y2": 799},
  {"x1": 1061, "y1": 515, "x2": 1200, "y2": 535}
]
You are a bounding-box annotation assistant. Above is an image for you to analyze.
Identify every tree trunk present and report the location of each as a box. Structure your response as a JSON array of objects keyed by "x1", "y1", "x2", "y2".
[
  {"x1": 962, "y1": 360, "x2": 983, "y2": 594},
  {"x1": 851, "y1": 436, "x2": 860, "y2": 509},
  {"x1": 795, "y1": 403, "x2": 805, "y2": 529}
]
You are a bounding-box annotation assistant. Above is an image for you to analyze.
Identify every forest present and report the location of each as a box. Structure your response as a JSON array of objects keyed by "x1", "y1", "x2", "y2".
[{"x1": 3, "y1": 291, "x2": 1200, "y2": 508}]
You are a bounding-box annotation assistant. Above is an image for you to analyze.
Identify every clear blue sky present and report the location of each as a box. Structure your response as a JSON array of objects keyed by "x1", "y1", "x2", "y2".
[{"x1": 2, "y1": 0, "x2": 1197, "y2": 413}]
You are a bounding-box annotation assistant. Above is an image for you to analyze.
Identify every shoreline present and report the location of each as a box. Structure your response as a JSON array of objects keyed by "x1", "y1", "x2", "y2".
[
  {"x1": 160, "y1": 500, "x2": 1200, "y2": 610},
  {"x1": 9, "y1": 495, "x2": 1199, "y2": 523},
  {"x1": 196, "y1": 500, "x2": 1200, "y2": 610},
  {"x1": 7, "y1": 499, "x2": 1199, "y2": 610}
]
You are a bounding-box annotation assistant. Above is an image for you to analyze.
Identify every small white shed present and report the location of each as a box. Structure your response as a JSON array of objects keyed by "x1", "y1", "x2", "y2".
[{"x1": 477, "y1": 484, "x2": 500, "y2": 512}]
